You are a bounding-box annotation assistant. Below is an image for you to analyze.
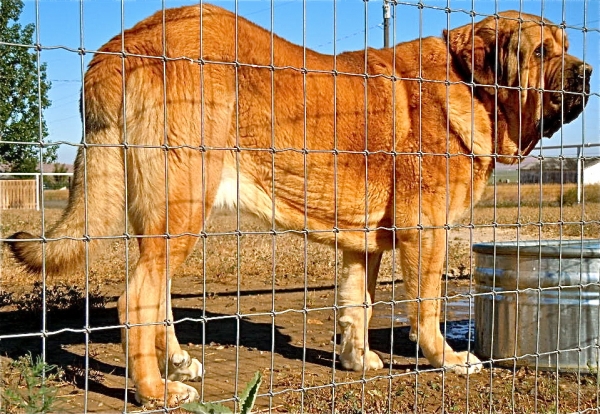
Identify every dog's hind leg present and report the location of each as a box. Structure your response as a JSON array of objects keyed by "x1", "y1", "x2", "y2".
[
  {"x1": 120, "y1": 137, "x2": 225, "y2": 405},
  {"x1": 153, "y1": 236, "x2": 204, "y2": 384},
  {"x1": 153, "y1": 157, "x2": 221, "y2": 383},
  {"x1": 118, "y1": 236, "x2": 201, "y2": 406},
  {"x1": 155, "y1": 276, "x2": 203, "y2": 383},
  {"x1": 118, "y1": 58, "x2": 234, "y2": 405}
]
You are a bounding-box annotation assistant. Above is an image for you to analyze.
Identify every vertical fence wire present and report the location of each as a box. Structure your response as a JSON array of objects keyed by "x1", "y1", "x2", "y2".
[
  {"x1": 387, "y1": 2, "x2": 399, "y2": 413},
  {"x1": 414, "y1": 6, "x2": 424, "y2": 410},
  {"x1": 118, "y1": 0, "x2": 132, "y2": 408},
  {"x1": 331, "y1": 2, "x2": 340, "y2": 412},
  {"x1": 361, "y1": 2, "x2": 369, "y2": 413},
  {"x1": 199, "y1": 1, "x2": 208, "y2": 405},
  {"x1": 301, "y1": 1, "x2": 309, "y2": 411},
  {"x1": 268, "y1": 1, "x2": 277, "y2": 412},
  {"x1": 160, "y1": 0, "x2": 170, "y2": 405},
  {"x1": 234, "y1": 1, "x2": 242, "y2": 410},
  {"x1": 32, "y1": 0, "x2": 49, "y2": 411}
]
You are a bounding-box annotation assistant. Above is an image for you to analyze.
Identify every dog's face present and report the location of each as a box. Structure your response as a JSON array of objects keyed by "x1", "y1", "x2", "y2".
[{"x1": 446, "y1": 11, "x2": 591, "y2": 159}]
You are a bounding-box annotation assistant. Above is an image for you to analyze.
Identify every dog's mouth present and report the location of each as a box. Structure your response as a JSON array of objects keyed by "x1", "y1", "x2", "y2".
[{"x1": 539, "y1": 71, "x2": 591, "y2": 138}]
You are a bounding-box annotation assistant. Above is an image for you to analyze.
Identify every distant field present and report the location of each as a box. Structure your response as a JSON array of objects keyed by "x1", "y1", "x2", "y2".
[
  {"x1": 470, "y1": 183, "x2": 599, "y2": 239},
  {"x1": 478, "y1": 183, "x2": 599, "y2": 207},
  {"x1": 42, "y1": 189, "x2": 69, "y2": 201}
]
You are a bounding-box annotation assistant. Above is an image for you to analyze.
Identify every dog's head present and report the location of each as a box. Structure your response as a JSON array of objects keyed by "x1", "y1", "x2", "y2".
[{"x1": 445, "y1": 11, "x2": 591, "y2": 161}]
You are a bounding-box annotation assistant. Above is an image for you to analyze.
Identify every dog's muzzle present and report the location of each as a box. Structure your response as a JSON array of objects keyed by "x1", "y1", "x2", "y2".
[{"x1": 541, "y1": 61, "x2": 592, "y2": 137}]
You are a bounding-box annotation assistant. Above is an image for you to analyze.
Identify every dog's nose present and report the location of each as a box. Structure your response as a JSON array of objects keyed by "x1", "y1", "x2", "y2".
[{"x1": 578, "y1": 62, "x2": 593, "y2": 79}]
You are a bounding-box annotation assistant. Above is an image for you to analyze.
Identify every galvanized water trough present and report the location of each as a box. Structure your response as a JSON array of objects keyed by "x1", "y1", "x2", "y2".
[{"x1": 473, "y1": 239, "x2": 600, "y2": 372}]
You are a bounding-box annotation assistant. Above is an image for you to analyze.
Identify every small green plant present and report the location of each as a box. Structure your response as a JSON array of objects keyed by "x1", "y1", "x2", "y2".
[
  {"x1": 1, "y1": 353, "x2": 63, "y2": 414},
  {"x1": 182, "y1": 371, "x2": 262, "y2": 414}
]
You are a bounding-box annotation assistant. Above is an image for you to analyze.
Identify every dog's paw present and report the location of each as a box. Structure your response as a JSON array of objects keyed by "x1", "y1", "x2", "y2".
[
  {"x1": 408, "y1": 327, "x2": 418, "y2": 342},
  {"x1": 167, "y1": 350, "x2": 203, "y2": 382},
  {"x1": 135, "y1": 379, "x2": 199, "y2": 407},
  {"x1": 447, "y1": 351, "x2": 483, "y2": 375},
  {"x1": 340, "y1": 349, "x2": 384, "y2": 371}
]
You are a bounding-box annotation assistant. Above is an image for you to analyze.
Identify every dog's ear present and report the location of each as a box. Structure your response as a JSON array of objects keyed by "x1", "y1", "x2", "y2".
[{"x1": 444, "y1": 23, "x2": 501, "y2": 87}]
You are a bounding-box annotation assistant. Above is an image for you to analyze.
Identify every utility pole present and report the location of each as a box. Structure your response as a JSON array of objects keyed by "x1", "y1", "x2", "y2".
[{"x1": 383, "y1": 0, "x2": 391, "y2": 48}]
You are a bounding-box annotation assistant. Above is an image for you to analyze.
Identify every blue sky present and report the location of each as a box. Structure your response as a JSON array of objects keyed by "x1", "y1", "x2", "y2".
[{"x1": 20, "y1": 0, "x2": 600, "y2": 163}]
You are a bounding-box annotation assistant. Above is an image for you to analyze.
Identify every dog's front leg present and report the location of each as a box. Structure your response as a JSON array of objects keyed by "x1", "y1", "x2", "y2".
[
  {"x1": 337, "y1": 250, "x2": 384, "y2": 371},
  {"x1": 399, "y1": 228, "x2": 482, "y2": 375}
]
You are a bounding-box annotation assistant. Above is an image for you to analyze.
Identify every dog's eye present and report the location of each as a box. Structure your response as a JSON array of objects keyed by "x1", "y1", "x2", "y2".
[{"x1": 534, "y1": 45, "x2": 546, "y2": 58}]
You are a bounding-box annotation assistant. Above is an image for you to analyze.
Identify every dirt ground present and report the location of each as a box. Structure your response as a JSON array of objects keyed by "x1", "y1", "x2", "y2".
[{"x1": 1, "y1": 185, "x2": 599, "y2": 413}]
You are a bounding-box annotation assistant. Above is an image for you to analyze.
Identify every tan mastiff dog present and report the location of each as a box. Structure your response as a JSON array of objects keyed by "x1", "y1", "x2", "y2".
[{"x1": 9, "y1": 5, "x2": 591, "y2": 405}]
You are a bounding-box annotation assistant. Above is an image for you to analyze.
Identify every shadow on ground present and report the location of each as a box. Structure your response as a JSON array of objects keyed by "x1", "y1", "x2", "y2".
[{"x1": 0, "y1": 288, "x2": 474, "y2": 402}]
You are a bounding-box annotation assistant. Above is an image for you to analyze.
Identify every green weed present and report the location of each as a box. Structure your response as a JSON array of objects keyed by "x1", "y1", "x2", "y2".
[
  {"x1": 1, "y1": 353, "x2": 64, "y2": 414},
  {"x1": 182, "y1": 371, "x2": 262, "y2": 414}
]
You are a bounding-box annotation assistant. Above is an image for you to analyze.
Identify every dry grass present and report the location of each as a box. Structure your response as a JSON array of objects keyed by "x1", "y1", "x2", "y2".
[
  {"x1": 1, "y1": 183, "x2": 599, "y2": 413},
  {"x1": 461, "y1": 183, "x2": 600, "y2": 238},
  {"x1": 41, "y1": 189, "x2": 69, "y2": 202},
  {"x1": 478, "y1": 183, "x2": 587, "y2": 207},
  {"x1": 1, "y1": 183, "x2": 598, "y2": 292},
  {"x1": 276, "y1": 368, "x2": 600, "y2": 414}
]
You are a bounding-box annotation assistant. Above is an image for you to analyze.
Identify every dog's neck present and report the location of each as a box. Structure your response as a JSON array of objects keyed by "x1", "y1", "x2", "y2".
[{"x1": 474, "y1": 86, "x2": 541, "y2": 165}]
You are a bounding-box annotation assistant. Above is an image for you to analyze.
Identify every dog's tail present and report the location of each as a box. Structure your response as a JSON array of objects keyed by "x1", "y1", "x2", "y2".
[{"x1": 8, "y1": 58, "x2": 126, "y2": 276}]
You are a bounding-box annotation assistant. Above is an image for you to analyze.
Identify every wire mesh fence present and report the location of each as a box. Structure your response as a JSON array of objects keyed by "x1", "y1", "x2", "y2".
[{"x1": 0, "y1": 0, "x2": 598, "y2": 413}]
